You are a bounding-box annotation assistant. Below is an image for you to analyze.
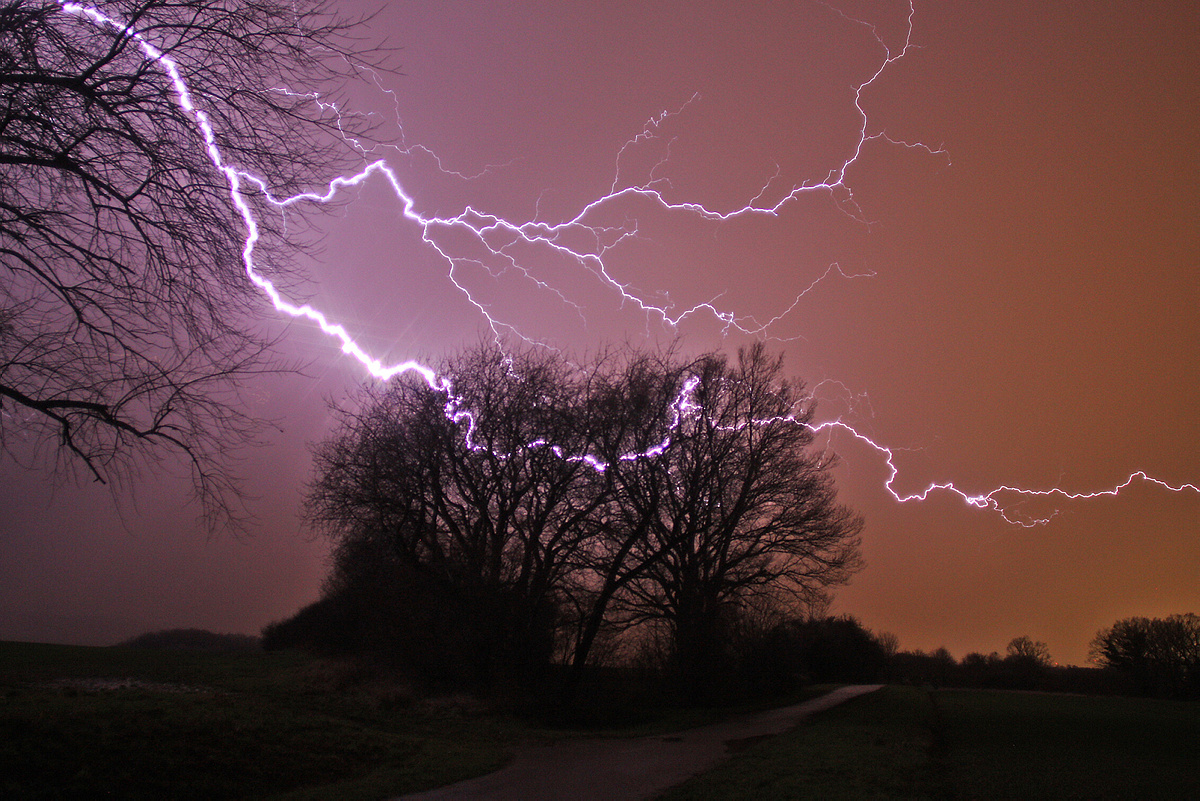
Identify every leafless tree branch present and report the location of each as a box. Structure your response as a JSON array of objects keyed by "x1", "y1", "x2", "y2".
[{"x1": 0, "y1": 0, "x2": 389, "y2": 530}]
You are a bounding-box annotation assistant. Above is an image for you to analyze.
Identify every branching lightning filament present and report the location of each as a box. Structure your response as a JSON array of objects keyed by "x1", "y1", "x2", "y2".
[{"x1": 56, "y1": 1, "x2": 1198, "y2": 524}]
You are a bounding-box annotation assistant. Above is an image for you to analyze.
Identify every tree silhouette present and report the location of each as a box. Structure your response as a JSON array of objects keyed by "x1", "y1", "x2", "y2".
[
  {"x1": 1091, "y1": 614, "x2": 1200, "y2": 698},
  {"x1": 602, "y1": 345, "x2": 863, "y2": 700},
  {"x1": 305, "y1": 343, "x2": 607, "y2": 689},
  {"x1": 1006, "y1": 635, "x2": 1051, "y2": 666},
  {"x1": 304, "y1": 341, "x2": 864, "y2": 699},
  {"x1": 0, "y1": 0, "x2": 379, "y2": 528}
]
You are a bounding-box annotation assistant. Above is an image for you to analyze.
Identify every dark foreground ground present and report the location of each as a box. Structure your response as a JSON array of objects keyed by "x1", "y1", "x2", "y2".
[
  {"x1": 399, "y1": 685, "x2": 882, "y2": 801},
  {"x1": 2, "y1": 642, "x2": 1197, "y2": 799},
  {"x1": 663, "y1": 685, "x2": 1200, "y2": 799},
  {"x1": 0, "y1": 641, "x2": 830, "y2": 799},
  {"x1": 0, "y1": 641, "x2": 515, "y2": 799}
]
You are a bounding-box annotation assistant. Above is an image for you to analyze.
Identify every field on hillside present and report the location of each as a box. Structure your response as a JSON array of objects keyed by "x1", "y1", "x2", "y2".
[
  {"x1": 663, "y1": 685, "x2": 1200, "y2": 799},
  {"x1": 0, "y1": 641, "x2": 515, "y2": 799}
]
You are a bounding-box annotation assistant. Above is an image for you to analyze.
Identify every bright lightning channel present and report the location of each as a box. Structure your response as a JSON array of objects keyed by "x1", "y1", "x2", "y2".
[{"x1": 57, "y1": 2, "x2": 1198, "y2": 523}]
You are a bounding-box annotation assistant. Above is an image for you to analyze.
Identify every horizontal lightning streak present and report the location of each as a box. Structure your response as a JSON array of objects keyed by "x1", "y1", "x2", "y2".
[
  {"x1": 56, "y1": 2, "x2": 1197, "y2": 523},
  {"x1": 805, "y1": 421, "x2": 1200, "y2": 527}
]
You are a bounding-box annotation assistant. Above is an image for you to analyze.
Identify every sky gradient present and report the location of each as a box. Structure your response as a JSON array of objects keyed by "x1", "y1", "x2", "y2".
[{"x1": 1, "y1": 0, "x2": 1196, "y2": 666}]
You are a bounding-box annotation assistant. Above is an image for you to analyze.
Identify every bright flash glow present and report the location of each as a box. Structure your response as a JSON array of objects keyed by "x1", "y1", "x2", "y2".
[{"x1": 55, "y1": 1, "x2": 1198, "y2": 523}]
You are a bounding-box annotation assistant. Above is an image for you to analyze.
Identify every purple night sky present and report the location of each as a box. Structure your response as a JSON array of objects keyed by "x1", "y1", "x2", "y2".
[{"x1": 1, "y1": 0, "x2": 1196, "y2": 666}]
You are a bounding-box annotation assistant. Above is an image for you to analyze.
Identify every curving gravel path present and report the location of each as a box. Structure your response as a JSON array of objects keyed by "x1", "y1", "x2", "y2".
[{"x1": 399, "y1": 684, "x2": 883, "y2": 801}]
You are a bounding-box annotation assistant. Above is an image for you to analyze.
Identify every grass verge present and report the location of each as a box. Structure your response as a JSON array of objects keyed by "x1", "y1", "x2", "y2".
[
  {"x1": 662, "y1": 686, "x2": 1200, "y2": 799},
  {"x1": 660, "y1": 685, "x2": 932, "y2": 800}
]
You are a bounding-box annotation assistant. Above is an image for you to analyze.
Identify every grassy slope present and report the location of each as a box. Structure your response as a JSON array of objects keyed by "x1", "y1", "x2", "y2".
[
  {"x1": 663, "y1": 686, "x2": 1200, "y2": 800},
  {"x1": 0, "y1": 641, "x2": 514, "y2": 800}
]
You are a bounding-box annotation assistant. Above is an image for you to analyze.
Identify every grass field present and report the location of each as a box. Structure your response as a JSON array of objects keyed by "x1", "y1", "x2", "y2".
[
  {"x1": 0, "y1": 641, "x2": 518, "y2": 799},
  {"x1": 7, "y1": 642, "x2": 1196, "y2": 799},
  {"x1": 662, "y1": 685, "x2": 1200, "y2": 799},
  {"x1": 0, "y1": 641, "x2": 826, "y2": 799}
]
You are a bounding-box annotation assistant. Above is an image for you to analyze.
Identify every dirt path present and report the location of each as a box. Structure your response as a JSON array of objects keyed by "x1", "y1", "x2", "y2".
[{"x1": 398, "y1": 684, "x2": 883, "y2": 801}]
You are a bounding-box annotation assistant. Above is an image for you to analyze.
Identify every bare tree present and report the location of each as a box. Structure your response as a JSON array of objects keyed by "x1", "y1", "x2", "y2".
[
  {"x1": 605, "y1": 344, "x2": 863, "y2": 699},
  {"x1": 304, "y1": 341, "x2": 863, "y2": 699},
  {"x1": 0, "y1": 0, "x2": 380, "y2": 528},
  {"x1": 305, "y1": 342, "x2": 608, "y2": 688},
  {"x1": 1006, "y1": 635, "x2": 1051, "y2": 666},
  {"x1": 559, "y1": 346, "x2": 701, "y2": 695},
  {"x1": 559, "y1": 345, "x2": 862, "y2": 701}
]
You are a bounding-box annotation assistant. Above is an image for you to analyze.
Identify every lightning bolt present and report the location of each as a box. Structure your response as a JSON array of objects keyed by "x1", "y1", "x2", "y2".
[{"x1": 56, "y1": 2, "x2": 1198, "y2": 524}]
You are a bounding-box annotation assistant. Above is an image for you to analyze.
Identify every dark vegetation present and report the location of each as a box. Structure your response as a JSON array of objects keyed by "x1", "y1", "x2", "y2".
[
  {"x1": 119, "y1": 628, "x2": 261, "y2": 653},
  {"x1": 267, "y1": 341, "x2": 865, "y2": 706},
  {"x1": 886, "y1": 645, "x2": 1130, "y2": 695},
  {"x1": 266, "y1": 338, "x2": 1200, "y2": 708},
  {"x1": 663, "y1": 685, "x2": 1200, "y2": 800},
  {"x1": 0, "y1": 640, "x2": 826, "y2": 799},
  {"x1": 0, "y1": 640, "x2": 515, "y2": 799},
  {"x1": 264, "y1": 336, "x2": 1199, "y2": 707},
  {"x1": 1089, "y1": 613, "x2": 1200, "y2": 699},
  {"x1": 886, "y1": 617, "x2": 1200, "y2": 700}
]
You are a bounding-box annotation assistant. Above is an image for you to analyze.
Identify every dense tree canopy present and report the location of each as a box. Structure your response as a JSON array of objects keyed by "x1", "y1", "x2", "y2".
[{"x1": 1091, "y1": 614, "x2": 1200, "y2": 698}]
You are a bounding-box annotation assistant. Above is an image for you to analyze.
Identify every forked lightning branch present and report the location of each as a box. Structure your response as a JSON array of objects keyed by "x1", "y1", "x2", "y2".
[{"x1": 58, "y1": 1, "x2": 1199, "y2": 524}]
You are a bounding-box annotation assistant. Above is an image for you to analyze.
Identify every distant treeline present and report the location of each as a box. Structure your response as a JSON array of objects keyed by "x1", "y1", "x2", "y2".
[
  {"x1": 263, "y1": 606, "x2": 897, "y2": 702},
  {"x1": 885, "y1": 646, "x2": 1125, "y2": 695},
  {"x1": 264, "y1": 608, "x2": 1199, "y2": 703},
  {"x1": 887, "y1": 614, "x2": 1200, "y2": 700},
  {"x1": 120, "y1": 628, "x2": 261, "y2": 653},
  {"x1": 747, "y1": 613, "x2": 1200, "y2": 700}
]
